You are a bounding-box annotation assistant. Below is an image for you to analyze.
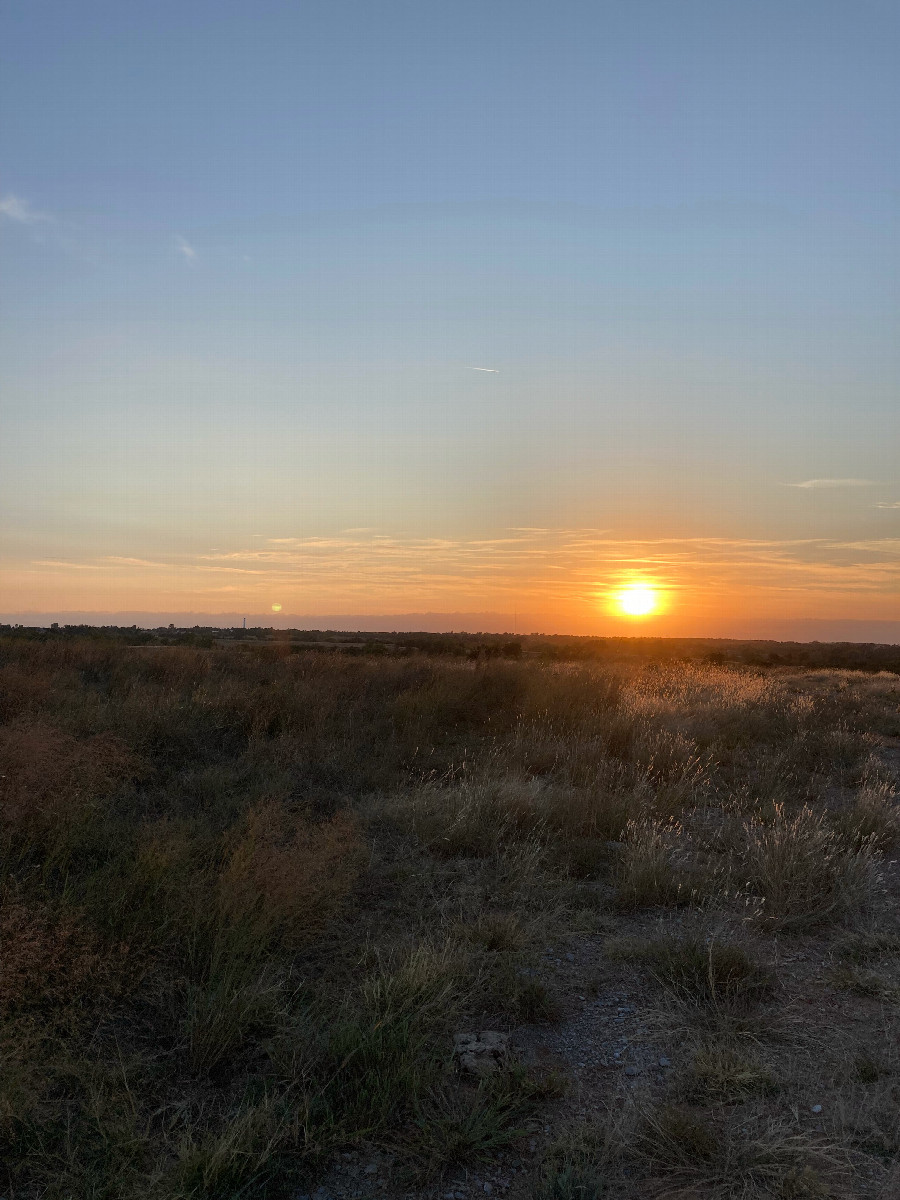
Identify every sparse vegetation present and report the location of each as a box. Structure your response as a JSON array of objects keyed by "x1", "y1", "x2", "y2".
[{"x1": 0, "y1": 634, "x2": 897, "y2": 1197}]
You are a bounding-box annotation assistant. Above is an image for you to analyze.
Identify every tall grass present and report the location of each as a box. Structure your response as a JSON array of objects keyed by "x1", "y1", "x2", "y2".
[{"x1": 0, "y1": 637, "x2": 893, "y2": 1196}]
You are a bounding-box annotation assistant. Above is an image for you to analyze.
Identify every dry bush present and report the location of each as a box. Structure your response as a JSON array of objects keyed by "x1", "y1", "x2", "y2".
[
  {"x1": 833, "y1": 929, "x2": 900, "y2": 964},
  {"x1": 400, "y1": 779, "x2": 545, "y2": 858},
  {"x1": 0, "y1": 638, "x2": 892, "y2": 1195},
  {"x1": 123, "y1": 645, "x2": 212, "y2": 688},
  {"x1": 183, "y1": 950, "x2": 283, "y2": 1076},
  {"x1": 219, "y1": 800, "x2": 366, "y2": 947},
  {"x1": 636, "y1": 1105, "x2": 848, "y2": 1199},
  {"x1": 403, "y1": 775, "x2": 652, "y2": 878},
  {"x1": 832, "y1": 781, "x2": 900, "y2": 855},
  {"x1": 686, "y1": 1043, "x2": 778, "y2": 1102},
  {"x1": 541, "y1": 784, "x2": 644, "y2": 843},
  {"x1": 517, "y1": 664, "x2": 625, "y2": 731},
  {"x1": 616, "y1": 818, "x2": 696, "y2": 909},
  {"x1": 0, "y1": 720, "x2": 137, "y2": 842},
  {"x1": 167, "y1": 1095, "x2": 287, "y2": 1197},
  {"x1": 0, "y1": 902, "x2": 127, "y2": 1013},
  {"x1": 611, "y1": 931, "x2": 774, "y2": 1015},
  {"x1": 464, "y1": 910, "x2": 527, "y2": 953},
  {"x1": 0, "y1": 663, "x2": 55, "y2": 720},
  {"x1": 740, "y1": 805, "x2": 877, "y2": 930},
  {"x1": 389, "y1": 661, "x2": 527, "y2": 737}
]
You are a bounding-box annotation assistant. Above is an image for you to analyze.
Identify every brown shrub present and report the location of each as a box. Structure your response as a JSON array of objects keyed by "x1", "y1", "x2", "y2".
[
  {"x1": 0, "y1": 664, "x2": 55, "y2": 720},
  {"x1": 0, "y1": 902, "x2": 127, "y2": 1013},
  {"x1": 124, "y1": 646, "x2": 212, "y2": 688},
  {"x1": 0, "y1": 720, "x2": 138, "y2": 839},
  {"x1": 219, "y1": 800, "x2": 366, "y2": 947}
]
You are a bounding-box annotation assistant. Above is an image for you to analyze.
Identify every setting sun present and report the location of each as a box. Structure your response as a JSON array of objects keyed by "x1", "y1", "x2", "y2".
[{"x1": 616, "y1": 585, "x2": 658, "y2": 617}]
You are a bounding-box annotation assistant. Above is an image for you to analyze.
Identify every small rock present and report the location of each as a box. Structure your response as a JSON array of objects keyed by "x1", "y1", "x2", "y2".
[
  {"x1": 364, "y1": 1164, "x2": 378, "y2": 1175},
  {"x1": 454, "y1": 1031, "x2": 510, "y2": 1078},
  {"x1": 566, "y1": 952, "x2": 575, "y2": 962},
  {"x1": 624, "y1": 1066, "x2": 640, "y2": 1077},
  {"x1": 811, "y1": 1104, "x2": 823, "y2": 1114},
  {"x1": 484, "y1": 1186, "x2": 493, "y2": 1195},
  {"x1": 658, "y1": 1057, "x2": 671, "y2": 1068}
]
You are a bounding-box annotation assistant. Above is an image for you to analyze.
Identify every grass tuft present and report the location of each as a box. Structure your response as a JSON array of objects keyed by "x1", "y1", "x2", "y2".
[{"x1": 741, "y1": 804, "x2": 877, "y2": 930}]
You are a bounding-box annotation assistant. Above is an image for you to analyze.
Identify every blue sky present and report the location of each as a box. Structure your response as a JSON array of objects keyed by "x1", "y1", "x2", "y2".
[{"x1": 1, "y1": 1, "x2": 898, "y2": 630}]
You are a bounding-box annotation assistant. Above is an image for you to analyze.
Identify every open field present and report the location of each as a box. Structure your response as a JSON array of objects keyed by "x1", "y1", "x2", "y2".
[{"x1": 1, "y1": 636, "x2": 899, "y2": 1198}]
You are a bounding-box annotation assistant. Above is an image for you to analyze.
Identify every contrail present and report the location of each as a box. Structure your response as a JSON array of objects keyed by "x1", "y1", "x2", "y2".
[{"x1": 466, "y1": 366, "x2": 499, "y2": 373}]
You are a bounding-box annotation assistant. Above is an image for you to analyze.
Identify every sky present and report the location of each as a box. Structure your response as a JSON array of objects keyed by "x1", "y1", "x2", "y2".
[{"x1": 1, "y1": 0, "x2": 898, "y2": 636}]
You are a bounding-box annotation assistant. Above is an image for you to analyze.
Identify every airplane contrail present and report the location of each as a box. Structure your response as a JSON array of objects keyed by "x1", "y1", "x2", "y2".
[{"x1": 466, "y1": 366, "x2": 499, "y2": 373}]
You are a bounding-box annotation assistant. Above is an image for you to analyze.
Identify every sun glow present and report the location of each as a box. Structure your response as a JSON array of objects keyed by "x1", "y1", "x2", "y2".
[{"x1": 616, "y1": 585, "x2": 659, "y2": 617}]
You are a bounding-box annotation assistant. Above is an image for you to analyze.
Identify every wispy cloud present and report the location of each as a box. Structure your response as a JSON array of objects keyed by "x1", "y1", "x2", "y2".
[
  {"x1": 875, "y1": 501, "x2": 900, "y2": 509},
  {"x1": 176, "y1": 236, "x2": 196, "y2": 263},
  {"x1": 102, "y1": 556, "x2": 169, "y2": 568},
  {"x1": 785, "y1": 478, "x2": 875, "y2": 489},
  {"x1": 0, "y1": 193, "x2": 53, "y2": 225},
  {"x1": 30, "y1": 559, "x2": 98, "y2": 570},
  {"x1": 11, "y1": 530, "x2": 900, "y2": 616}
]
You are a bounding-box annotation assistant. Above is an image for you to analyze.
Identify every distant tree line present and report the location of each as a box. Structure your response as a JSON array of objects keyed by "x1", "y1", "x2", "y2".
[{"x1": 0, "y1": 625, "x2": 897, "y2": 672}]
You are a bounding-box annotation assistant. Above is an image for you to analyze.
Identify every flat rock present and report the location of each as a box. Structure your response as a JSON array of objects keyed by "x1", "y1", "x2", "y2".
[{"x1": 454, "y1": 1031, "x2": 510, "y2": 1077}]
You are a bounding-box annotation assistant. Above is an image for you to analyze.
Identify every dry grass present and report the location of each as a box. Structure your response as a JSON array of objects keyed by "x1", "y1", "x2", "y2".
[
  {"x1": 219, "y1": 800, "x2": 366, "y2": 947},
  {"x1": 740, "y1": 804, "x2": 877, "y2": 930},
  {"x1": 0, "y1": 637, "x2": 896, "y2": 1198},
  {"x1": 635, "y1": 1105, "x2": 848, "y2": 1199}
]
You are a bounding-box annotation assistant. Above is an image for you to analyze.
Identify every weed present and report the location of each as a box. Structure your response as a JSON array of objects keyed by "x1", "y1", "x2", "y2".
[
  {"x1": 610, "y1": 932, "x2": 774, "y2": 1015},
  {"x1": 533, "y1": 1147, "x2": 608, "y2": 1199},
  {"x1": 404, "y1": 1070, "x2": 539, "y2": 1179},
  {"x1": 833, "y1": 929, "x2": 900, "y2": 963},
  {"x1": 466, "y1": 911, "x2": 527, "y2": 952},
  {"x1": 183, "y1": 953, "x2": 282, "y2": 1077},
  {"x1": 832, "y1": 782, "x2": 900, "y2": 854},
  {"x1": 170, "y1": 1097, "x2": 287, "y2": 1197},
  {"x1": 827, "y1": 964, "x2": 892, "y2": 1000},
  {"x1": 636, "y1": 1105, "x2": 846, "y2": 1198},
  {"x1": 219, "y1": 801, "x2": 366, "y2": 949},
  {"x1": 741, "y1": 804, "x2": 876, "y2": 930},
  {"x1": 687, "y1": 1043, "x2": 778, "y2": 1101},
  {"x1": 615, "y1": 818, "x2": 694, "y2": 909}
]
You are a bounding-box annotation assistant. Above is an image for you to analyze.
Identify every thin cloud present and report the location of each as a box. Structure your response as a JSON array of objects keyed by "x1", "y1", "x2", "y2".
[
  {"x1": 465, "y1": 366, "x2": 499, "y2": 373},
  {"x1": 30, "y1": 559, "x2": 98, "y2": 570},
  {"x1": 785, "y1": 478, "x2": 875, "y2": 489},
  {"x1": 102, "y1": 556, "x2": 169, "y2": 568},
  {"x1": 0, "y1": 193, "x2": 52, "y2": 225},
  {"x1": 176, "y1": 236, "x2": 197, "y2": 262},
  {"x1": 875, "y1": 501, "x2": 900, "y2": 509}
]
